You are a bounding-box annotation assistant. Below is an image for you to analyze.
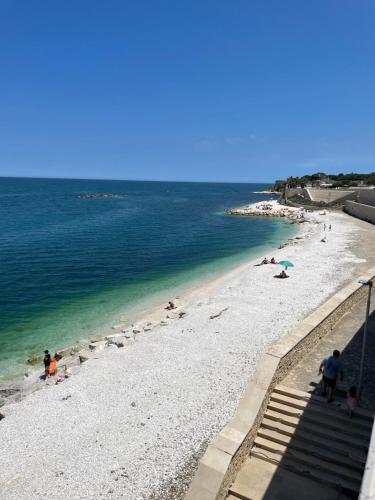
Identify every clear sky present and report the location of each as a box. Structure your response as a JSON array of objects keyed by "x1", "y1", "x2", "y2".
[{"x1": 1, "y1": 0, "x2": 374, "y2": 182}]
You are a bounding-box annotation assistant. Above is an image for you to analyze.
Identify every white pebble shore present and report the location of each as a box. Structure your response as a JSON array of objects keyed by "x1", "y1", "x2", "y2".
[{"x1": 0, "y1": 211, "x2": 365, "y2": 499}]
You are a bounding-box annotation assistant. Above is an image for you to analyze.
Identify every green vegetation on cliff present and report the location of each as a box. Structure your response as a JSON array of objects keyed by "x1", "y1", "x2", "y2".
[{"x1": 275, "y1": 172, "x2": 375, "y2": 191}]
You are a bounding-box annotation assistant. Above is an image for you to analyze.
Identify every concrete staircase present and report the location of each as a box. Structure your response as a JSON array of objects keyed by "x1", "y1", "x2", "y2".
[{"x1": 228, "y1": 385, "x2": 374, "y2": 500}]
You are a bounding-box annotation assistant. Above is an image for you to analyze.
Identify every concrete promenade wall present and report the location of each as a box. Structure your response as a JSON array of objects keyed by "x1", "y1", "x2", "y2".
[
  {"x1": 284, "y1": 187, "x2": 305, "y2": 199},
  {"x1": 357, "y1": 189, "x2": 375, "y2": 208},
  {"x1": 284, "y1": 187, "x2": 357, "y2": 206},
  {"x1": 345, "y1": 201, "x2": 375, "y2": 225},
  {"x1": 307, "y1": 188, "x2": 356, "y2": 204},
  {"x1": 186, "y1": 265, "x2": 375, "y2": 500}
]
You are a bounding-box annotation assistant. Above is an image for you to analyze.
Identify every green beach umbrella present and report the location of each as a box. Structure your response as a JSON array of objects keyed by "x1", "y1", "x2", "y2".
[{"x1": 278, "y1": 260, "x2": 294, "y2": 270}]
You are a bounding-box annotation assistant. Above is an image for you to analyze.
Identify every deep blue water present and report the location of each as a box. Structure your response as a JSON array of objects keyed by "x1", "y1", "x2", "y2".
[{"x1": 0, "y1": 178, "x2": 294, "y2": 379}]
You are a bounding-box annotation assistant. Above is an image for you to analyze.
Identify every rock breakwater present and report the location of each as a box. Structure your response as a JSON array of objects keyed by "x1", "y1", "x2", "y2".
[{"x1": 227, "y1": 199, "x2": 309, "y2": 222}]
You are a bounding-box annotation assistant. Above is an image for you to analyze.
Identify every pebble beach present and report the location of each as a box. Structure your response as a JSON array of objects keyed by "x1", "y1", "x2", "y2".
[{"x1": 0, "y1": 208, "x2": 372, "y2": 499}]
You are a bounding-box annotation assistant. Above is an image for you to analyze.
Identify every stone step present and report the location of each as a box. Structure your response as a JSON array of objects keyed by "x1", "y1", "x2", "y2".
[
  {"x1": 258, "y1": 425, "x2": 367, "y2": 465},
  {"x1": 254, "y1": 436, "x2": 362, "y2": 485},
  {"x1": 259, "y1": 418, "x2": 366, "y2": 469},
  {"x1": 264, "y1": 407, "x2": 372, "y2": 442},
  {"x1": 251, "y1": 447, "x2": 361, "y2": 492},
  {"x1": 262, "y1": 413, "x2": 369, "y2": 455},
  {"x1": 269, "y1": 393, "x2": 373, "y2": 432},
  {"x1": 228, "y1": 455, "x2": 351, "y2": 500},
  {"x1": 275, "y1": 384, "x2": 375, "y2": 422},
  {"x1": 268, "y1": 399, "x2": 372, "y2": 436}
]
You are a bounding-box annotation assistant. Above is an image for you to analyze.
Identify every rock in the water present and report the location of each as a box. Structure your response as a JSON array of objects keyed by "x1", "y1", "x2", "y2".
[
  {"x1": 78, "y1": 193, "x2": 113, "y2": 199},
  {"x1": 0, "y1": 388, "x2": 20, "y2": 397},
  {"x1": 57, "y1": 346, "x2": 80, "y2": 359},
  {"x1": 112, "y1": 323, "x2": 126, "y2": 330},
  {"x1": 27, "y1": 356, "x2": 40, "y2": 366}
]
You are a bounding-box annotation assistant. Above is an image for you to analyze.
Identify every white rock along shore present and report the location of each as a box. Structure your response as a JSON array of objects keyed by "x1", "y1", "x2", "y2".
[
  {"x1": 227, "y1": 198, "x2": 310, "y2": 218},
  {"x1": 0, "y1": 209, "x2": 368, "y2": 499}
]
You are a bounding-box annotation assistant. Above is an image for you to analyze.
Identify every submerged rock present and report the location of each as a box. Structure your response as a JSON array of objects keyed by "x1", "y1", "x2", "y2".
[
  {"x1": 57, "y1": 346, "x2": 81, "y2": 359},
  {"x1": 27, "y1": 356, "x2": 40, "y2": 366},
  {"x1": 0, "y1": 388, "x2": 20, "y2": 397},
  {"x1": 78, "y1": 193, "x2": 113, "y2": 199}
]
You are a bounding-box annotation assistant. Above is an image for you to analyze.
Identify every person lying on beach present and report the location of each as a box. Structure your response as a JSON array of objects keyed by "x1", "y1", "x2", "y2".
[
  {"x1": 165, "y1": 301, "x2": 176, "y2": 310},
  {"x1": 270, "y1": 257, "x2": 277, "y2": 264},
  {"x1": 56, "y1": 365, "x2": 69, "y2": 384},
  {"x1": 255, "y1": 257, "x2": 270, "y2": 267},
  {"x1": 274, "y1": 270, "x2": 289, "y2": 279},
  {"x1": 321, "y1": 236, "x2": 327, "y2": 243}
]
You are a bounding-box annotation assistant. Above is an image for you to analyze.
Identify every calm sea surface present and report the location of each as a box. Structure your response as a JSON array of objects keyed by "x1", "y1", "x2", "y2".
[{"x1": 0, "y1": 178, "x2": 296, "y2": 379}]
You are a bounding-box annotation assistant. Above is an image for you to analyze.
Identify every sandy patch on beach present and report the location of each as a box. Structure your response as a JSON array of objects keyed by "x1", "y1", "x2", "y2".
[{"x1": 0, "y1": 211, "x2": 372, "y2": 499}]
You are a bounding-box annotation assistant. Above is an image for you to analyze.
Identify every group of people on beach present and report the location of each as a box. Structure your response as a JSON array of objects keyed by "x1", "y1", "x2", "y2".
[
  {"x1": 319, "y1": 349, "x2": 357, "y2": 418},
  {"x1": 321, "y1": 223, "x2": 332, "y2": 243},
  {"x1": 258, "y1": 257, "x2": 289, "y2": 279},
  {"x1": 43, "y1": 350, "x2": 68, "y2": 383},
  {"x1": 260, "y1": 257, "x2": 278, "y2": 265}
]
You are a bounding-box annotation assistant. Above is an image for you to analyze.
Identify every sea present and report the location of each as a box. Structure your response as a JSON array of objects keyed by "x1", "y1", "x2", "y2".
[{"x1": 0, "y1": 177, "x2": 297, "y2": 380}]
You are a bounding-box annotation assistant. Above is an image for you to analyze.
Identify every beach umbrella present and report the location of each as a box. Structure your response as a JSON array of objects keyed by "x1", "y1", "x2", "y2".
[{"x1": 279, "y1": 260, "x2": 294, "y2": 270}]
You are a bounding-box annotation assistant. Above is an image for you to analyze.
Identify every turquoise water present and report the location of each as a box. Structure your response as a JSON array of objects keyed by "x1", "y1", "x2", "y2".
[{"x1": 0, "y1": 178, "x2": 296, "y2": 379}]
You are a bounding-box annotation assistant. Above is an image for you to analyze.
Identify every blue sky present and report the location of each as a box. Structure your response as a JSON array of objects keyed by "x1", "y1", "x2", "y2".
[{"x1": 0, "y1": 0, "x2": 374, "y2": 182}]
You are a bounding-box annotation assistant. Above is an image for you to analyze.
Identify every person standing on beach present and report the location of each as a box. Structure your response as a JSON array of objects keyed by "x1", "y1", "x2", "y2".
[
  {"x1": 319, "y1": 350, "x2": 343, "y2": 402},
  {"x1": 329, "y1": 224, "x2": 332, "y2": 231},
  {"x1": 43, "y1": 350, "x2": 51, "y2": 377},
  {"x1": 323, "y1": 223, "x2": 326, "y2": 231}
]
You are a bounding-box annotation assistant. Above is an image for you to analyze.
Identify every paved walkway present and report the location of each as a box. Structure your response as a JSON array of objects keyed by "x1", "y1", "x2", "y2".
[{"x1": 283, "y1": 286, "x2": 375, "y2": 409}]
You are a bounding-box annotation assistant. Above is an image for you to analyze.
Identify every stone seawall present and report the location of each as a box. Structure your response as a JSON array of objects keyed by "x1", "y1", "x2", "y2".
[
  {"x1": 185, "y1": 265, "x2": 375, "y2": 500},
  {"x1": 306, "y1": 188, "x2": 356, "y2": 204},
  {"x1": 345, "y1": 200, "x2": 375, "y2": 225}
]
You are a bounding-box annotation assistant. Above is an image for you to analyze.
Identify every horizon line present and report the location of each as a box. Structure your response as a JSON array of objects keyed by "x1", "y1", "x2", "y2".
[{"x1": 0, "y1": 175, "x2": 274, "y2": 184}]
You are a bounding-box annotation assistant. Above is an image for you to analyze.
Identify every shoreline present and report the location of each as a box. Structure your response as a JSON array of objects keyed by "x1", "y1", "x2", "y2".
[
  {"x1": 1, "y1": 208, "x2": 375, "y2": 499},
  {"x1": 0, "y1": 219, "x2": 300, "y2": 402},
  {"x1": 0, "y1": 213, "x2": 297, "y2": 389}
]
